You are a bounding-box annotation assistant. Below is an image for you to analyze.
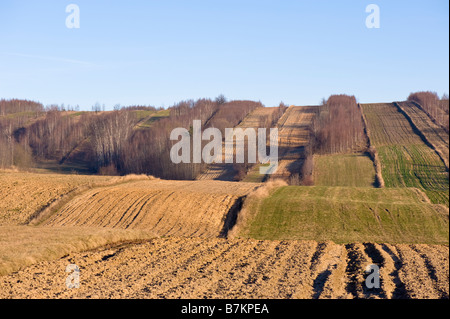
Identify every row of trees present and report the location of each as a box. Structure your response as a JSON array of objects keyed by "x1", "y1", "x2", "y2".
[
  {"x1": 0, "y1": 100, "x2": 45, "y2": 168},
  {"x1": 312, "y1": 95, "x2": 366, "y2": 154},
  {"x1": 27, "y1": 111, "x2": 89, "y2": 160},
  {"x1": 0, "y1": 119, "x2": 15, "y2": 168},
  {"x1": 0, "y1": 99, "x2": 44, "y2": 116},
  {"x1": 120, "y1": 99, "x2": 263, "y2": 179},
  {"x1": 407, "y1": 91, "x2": 449, "y2": 132},
  {"x1": 0, "y1": 97, "x2": 264, "y2": 180}
]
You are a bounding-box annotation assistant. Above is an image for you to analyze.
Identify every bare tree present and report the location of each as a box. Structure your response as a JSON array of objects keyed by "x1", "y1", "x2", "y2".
[
  {"x1": 313, "y1": 95, "x2": 366, "y2": 154},
  {"x1": 215, "y1": 94, "x2": 227, "y2": 105}
]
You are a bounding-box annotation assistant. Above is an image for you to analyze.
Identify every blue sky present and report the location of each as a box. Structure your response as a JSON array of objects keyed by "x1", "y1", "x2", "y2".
[{"x1": 0, "y1": 0, "x2": 448, "y2": 110}]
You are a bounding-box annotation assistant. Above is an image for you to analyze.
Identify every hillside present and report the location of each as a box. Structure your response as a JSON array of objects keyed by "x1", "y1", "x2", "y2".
[
  {"x1": 196, "y1": 106, "x2": 284, "y2": 181},
  {"x1": 42, "y1": 179, "x2": 258, "y2": 238},
  {"x1": 0, "y1": 171, "x2": 116, "y2": 225},
  {"x1": 395, "y1": 101, "x2": 449, "y2": 170},
  {"x1": 237, "y1": 185, "x2": 448, "y2": 244},
  {"x1": 0, "y1": 97, "x2": 448, "y2": 300},
  {"x1": 361, "y1": 103, "x2": 449, "y2": 206},
  {"x1": 270, "y1": 105, "x2": 317, "y2": 181}
]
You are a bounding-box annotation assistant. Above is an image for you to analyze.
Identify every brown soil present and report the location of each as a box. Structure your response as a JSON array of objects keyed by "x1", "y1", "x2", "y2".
[
  {"x1": 0, "y1": 238, "x2": 447, "y2": 299},
  {"x1": 270, "y1": 105, "x2": 316, "y2": 180},
  {"x1": 0, "y1": 171, "x2": 115, "y2": 226},
  {"x1": 196, "y1": 107, "x2": 281, "y2": 181},
  {"x1": 42, "y1": 179, "x2": 258, "y2": 238}
]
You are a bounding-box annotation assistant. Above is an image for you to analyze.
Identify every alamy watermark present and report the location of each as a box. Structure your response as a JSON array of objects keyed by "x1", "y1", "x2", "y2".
[
  {"x1": 366, "y1": 4, "x2": 380, "y2": 29},
  {"x1": 170, "y1": 120, "x2": 279, "y2": 175},
  {"x1": 365, "y1": 264, "x2": 380, "y2": 289},
  {"x1": 65, "y1": 264, "x2": 80, "y2": 289},
  {"x1": 66, "y1": 4, "x2": 80, "y2": 29},
  {"x1": 64, "y1": 4, "x2": 379, "y2": 30}
]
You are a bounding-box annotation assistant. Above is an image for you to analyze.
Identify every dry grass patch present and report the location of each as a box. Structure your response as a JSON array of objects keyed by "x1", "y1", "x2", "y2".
[{"x1": 0, "y1": 226, "x2": 156, "y2": 276}]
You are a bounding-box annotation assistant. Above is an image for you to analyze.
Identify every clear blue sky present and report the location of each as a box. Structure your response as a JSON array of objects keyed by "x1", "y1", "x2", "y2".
[{"x1": 0, "y1": 0, "x2": 448, "y2": 110}]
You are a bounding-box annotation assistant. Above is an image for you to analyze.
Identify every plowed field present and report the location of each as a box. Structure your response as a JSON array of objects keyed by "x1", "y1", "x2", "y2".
[
  {"x1": 0, "y1": 171, "x2": 115, "y2": 226},
  {"x1": 42, "y1": 179, "x2": 258, "y2": 237},
  {"x1": 0, "y1": 238, "x2": 447, "y2": 299}
]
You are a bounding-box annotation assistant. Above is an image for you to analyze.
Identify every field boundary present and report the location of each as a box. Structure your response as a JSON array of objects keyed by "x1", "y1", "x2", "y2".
[
  {"x1": 219, "y1": 195, "x2": 247, "y2": 238},
  {"x1": 358, "y1": 103, "x2": 385, "y2": 188},
  {"x1": 0, "y1": 226, "x2": 158, "y2": 276}
]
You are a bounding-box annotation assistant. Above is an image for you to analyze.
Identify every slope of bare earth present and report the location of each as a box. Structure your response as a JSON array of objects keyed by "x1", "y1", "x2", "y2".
[
  {"x1": 269, "y1": 105, "x2": 317, "y2": 180},
  {"x1": 196, "y1": 107, "x2": 280, "y2": 181},
  {"x1": 0, "y1": 238, "x2": 447, "y2": 299},
  {"x1": 42, "y1": 179, "x2": 259, "y2": 238}
]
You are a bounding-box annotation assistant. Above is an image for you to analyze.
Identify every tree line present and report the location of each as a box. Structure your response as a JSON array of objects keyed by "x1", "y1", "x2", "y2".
[
  {"x1": 120, "y1": 98, "x2": 263, "y2": 179},
  {"x1": 0, "y1": 97, "x2": 265, "y2": 180},
  {"x1": 0, "y1": 99, "x2": 45, "y2": 168}
]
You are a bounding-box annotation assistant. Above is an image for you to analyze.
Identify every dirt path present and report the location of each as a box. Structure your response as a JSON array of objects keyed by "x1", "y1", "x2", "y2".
[
  {"x1": 269, "y1": 105, "x2": 316, "y2": 180},
  {"x1": 196, "y1": 107, "x2": 280, "y2": 181},
  {"x1": 1, "y1": 238, "x2": 447, "y2": 299}
]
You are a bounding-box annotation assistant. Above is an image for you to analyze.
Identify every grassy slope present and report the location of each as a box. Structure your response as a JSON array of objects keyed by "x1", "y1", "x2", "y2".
[
  {"x1": 313, "y1": 154, "x2": 376, "y2": 187},
  {"x1": 377, "y1": 144, "x2": 449, "y2": 205},
  {"x1": 135, "y1": 109, "x2": 170, "y2": 129},
  {"x1": 239, "y1": 102, "x2": 448, "y2": 244},
  {"x1": 362, "y1": 103, "x2": 449, "y2": 206},
  {"x1": 239, "y1": 186, "x2": 449, "y2": 244}
]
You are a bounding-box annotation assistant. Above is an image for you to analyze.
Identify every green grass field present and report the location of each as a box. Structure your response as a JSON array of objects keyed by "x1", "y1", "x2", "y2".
[
  {"x1": 132, "y1": 109, "x2": 156, "y2": 119},
  {"x1": 313, "y1": 153, "x2": 376, "y2": 187},
  {"x1": 377, "y1": 144, "x2": 449, "y2": 205},
  {"x1": 136, "y1": 109, "x2": 170, "y2": 129},
  {"x1": 239, "y1": 186, "x2": 449, "y2": 244},
  {"x1": 362, "y1": 103, "x2": 449, "y2": 206}
]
